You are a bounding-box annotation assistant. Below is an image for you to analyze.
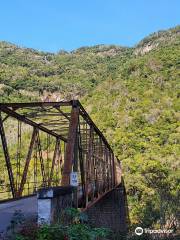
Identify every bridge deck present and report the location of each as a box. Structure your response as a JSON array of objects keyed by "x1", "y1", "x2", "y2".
[{"x1": 0, "y1": 196, "x2": 37, "y2": 234}]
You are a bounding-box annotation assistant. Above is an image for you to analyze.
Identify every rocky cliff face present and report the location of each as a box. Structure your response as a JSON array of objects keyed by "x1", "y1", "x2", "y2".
[{"x1": 134, "y1": 25, "x2": 180, "y2": 55}]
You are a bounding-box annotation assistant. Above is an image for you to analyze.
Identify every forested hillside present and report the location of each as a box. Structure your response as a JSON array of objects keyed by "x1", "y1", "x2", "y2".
[
  {"x1": 0, "y1": 41, "x2": 132, "y2": 102},
  {"x1": 83, "y1": 27, "x2": 180, "y2": 227},
  {"x1": 0, "y1": 25, "x2": 179, "y2": 229}
]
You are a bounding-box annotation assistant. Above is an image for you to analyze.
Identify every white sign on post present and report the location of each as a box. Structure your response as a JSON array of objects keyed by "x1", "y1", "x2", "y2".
[{"x1": 70, "y1": 172, "x2": 78, "y2": 187}]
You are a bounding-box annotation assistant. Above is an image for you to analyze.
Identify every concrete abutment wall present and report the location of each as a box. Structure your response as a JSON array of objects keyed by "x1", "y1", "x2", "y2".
[{"x1": 37, "y1": 183, "x2": 129, "y2": 234}]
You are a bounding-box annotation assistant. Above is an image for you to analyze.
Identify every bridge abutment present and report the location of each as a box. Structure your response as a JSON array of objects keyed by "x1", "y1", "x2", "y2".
[
  {"x1": 37, "y1": 186, "x2": 74, "y2": 224},
  {"x1": 37, "y1": 183, "x2": 129, "y2": 234}
]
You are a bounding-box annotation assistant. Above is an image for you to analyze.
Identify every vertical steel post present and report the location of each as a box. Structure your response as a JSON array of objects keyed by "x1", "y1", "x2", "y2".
[
  {"x1": 85, "y1": 125, "x2": 93, "y2": 207},
  {"x1": 89, "y1": 126, "x2": 94, "y2": 202},
  {"x1": 36, "y1": 131, "x2": 47, "y2": 185},
  {"x1": 61, "y1": 101, "x2": 79, "y2": 186},
  {"x1": 73, "y1": 126, "x2": 78, "y2": 207},
  {"x1": 0, "y1": 113, "x2": 16, "y2": 198},
  {"x1": 112, "y1": 154, "x2": 117, "y2": 186},
  {"x1": 109, "y1": 149, "x2": 113, "y2": 188},
  {"x1": 48, "y1": 138, "x2": 60, "y2": 186}
]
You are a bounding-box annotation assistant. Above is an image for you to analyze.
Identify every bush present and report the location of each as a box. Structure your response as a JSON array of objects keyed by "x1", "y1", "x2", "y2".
[{"x1": 6, "y1": 208, "x2": 110, "y2": 240}]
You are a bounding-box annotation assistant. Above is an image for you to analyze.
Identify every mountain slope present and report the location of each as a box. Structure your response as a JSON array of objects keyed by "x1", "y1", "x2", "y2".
[
  {"x1": 0, "y1": 41, "x2": 131, "y2": 102},
  {"x1": 83, "y1": 28, "x2": 180, "y2": 226},
  {"x1": 0, "y1": 25, "x2": 179, "y2": 229}
]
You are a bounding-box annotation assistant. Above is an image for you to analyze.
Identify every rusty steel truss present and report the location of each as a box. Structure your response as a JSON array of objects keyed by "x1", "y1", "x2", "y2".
[{"x1": 0, "y1": 100, "x2": 121, "y2": 208}]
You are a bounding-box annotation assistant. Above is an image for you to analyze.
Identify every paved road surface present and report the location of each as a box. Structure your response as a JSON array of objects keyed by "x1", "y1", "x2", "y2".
[{"x1": 0, "y1": 196, "x2": 37, "y2": 235}]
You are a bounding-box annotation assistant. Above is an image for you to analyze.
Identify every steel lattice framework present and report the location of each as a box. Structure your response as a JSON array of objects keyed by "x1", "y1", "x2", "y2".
[{"x1": 0, "y1": 100, "x2": 121, "y2": 208}]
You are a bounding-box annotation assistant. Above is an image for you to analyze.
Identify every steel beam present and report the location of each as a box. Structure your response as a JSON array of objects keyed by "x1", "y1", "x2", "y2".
[
  {"x1": 73, "y1": 126, "x2": 79, "y2": 208},
  {"x1": 0, "y1": 101, "x2": 72, "y2": 108},
  {"x1": 86, "y1": 125, "x2": 94, "y2": 205},
  {"x1": 0, "y1": 114, "x2": 16, "y2": 198},
  {"x1": 61, "y1": 104, "x2": 80, "y2": 186},
  {"x1": 0, "y1": 106, "x2": 67, "y2": 142},
  {"x1": 55, "y1": 107, "x2": 71, "y2": 121},
  {"x1": 48, "y1": 138, "x2": 61, "y2": 186},
  {"x1": 36, "y1": 131, "x2": 47, "y2": 185},
  {"x1": 17, "y1": 128, "x2": 38, "y2": 197}
]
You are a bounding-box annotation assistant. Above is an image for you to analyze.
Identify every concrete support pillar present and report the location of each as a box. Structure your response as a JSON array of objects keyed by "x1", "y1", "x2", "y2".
[{"x1": 37, "y1": 186, "x2": 74, "y2": 225}]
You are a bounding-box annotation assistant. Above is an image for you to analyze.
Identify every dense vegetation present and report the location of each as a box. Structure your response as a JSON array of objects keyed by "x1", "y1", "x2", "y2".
[
  {"x1": 0, "y1": 25, "x2": 179, "y2": 232},
  {"x1": 83, "y1": 38, "x2": 180, "y2": 229},
  {"x1": 0, "y1": 41, "x2": 132, "y2": 101},
  {"x1": 6, "y1": 208, "x2": 110, "y2": 240}
]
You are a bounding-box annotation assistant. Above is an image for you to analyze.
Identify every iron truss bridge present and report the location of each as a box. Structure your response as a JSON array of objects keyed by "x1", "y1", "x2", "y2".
[{"x1": 0, "y1": 100, "x2": 121, "y2": 208}]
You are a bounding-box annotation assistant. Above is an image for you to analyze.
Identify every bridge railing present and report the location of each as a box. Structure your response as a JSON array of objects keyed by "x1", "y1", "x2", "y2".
[{"x1": 61, "y1": 100, "x2": 122, "y2": 208}]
